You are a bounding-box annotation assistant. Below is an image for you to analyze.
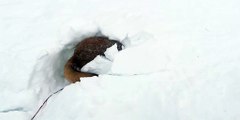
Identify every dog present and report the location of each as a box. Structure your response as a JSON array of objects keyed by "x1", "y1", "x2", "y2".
[{"x1": 64, "y1": 36, "x2": 123, "y2": 83}]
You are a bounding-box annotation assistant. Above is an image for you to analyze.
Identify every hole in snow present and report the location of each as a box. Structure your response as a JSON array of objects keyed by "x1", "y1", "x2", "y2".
[{"x1": 28, "y1": 32, "x2": 124, "y2": 103}]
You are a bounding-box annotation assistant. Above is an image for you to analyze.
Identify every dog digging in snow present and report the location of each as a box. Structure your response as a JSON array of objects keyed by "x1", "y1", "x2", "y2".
[{"x1": 64, "y1": 36, "x2": 123, "y2": 83}]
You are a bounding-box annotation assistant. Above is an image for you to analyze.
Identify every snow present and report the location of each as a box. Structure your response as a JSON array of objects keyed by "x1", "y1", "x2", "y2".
[
  {"x1": 111, "y1": 41, "x2": 169, "y2": 75},
  {"x1": 0, "y1": 111, "x2": 30, "y2": 120},
  {"x1": 1, "y1": 0, "x2": 240, "y2": 120},
  {"x1": 104, "y1": 43, "x2": 120, "y2": 61},
  {"x1": 81, "y1": 55, "x2": 113, "y2": 74}
]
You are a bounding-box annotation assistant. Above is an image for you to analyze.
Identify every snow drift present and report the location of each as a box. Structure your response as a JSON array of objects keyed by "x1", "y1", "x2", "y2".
[{"x1": 0, "y1": 0, "x2": 240, "y2": 120}]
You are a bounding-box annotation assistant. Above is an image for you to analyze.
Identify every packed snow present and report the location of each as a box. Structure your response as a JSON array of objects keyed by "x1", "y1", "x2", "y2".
[{"x1": 0, "y1": 0, "x2": 240, "y2": 120}]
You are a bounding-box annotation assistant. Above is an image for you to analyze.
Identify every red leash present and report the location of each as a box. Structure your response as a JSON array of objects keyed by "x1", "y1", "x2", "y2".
[{"x1": 31, "y1": 87, "x2": 64, "y2": 120}]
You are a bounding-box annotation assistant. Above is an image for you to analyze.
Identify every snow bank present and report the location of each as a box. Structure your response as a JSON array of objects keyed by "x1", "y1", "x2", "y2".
[
  {"x1": 33, "y1": 16, "x2": 240, "y2": 119},
  {"x1": 1, "y1": 0, "x2": 240, "y2": 119},
  {"x1": 23, "y1": 13, "x2": 163, "y2": 116},
  {"x1": 37, "y1": 69, "x2": 240, "y2": 120}
]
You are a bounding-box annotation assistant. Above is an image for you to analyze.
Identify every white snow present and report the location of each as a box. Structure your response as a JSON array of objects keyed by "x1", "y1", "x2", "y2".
[
  {"x1": 81, "y1": 55, "x2": 113, "y2": 74},
  {"x1": 81, "y1": 43, "x2": 122, "y2": 74},
  {"x1": 104, "y1": 43, "x2": 120, "y2": 61},
  {"x1": 1, "y1": 0, "x2": 240, "y2": 120}
]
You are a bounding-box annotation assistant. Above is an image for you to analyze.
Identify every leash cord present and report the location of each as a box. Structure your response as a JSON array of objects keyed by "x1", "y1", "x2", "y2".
[{"x1": 30, "y1": 87, "x2": 64, "y2": 120}]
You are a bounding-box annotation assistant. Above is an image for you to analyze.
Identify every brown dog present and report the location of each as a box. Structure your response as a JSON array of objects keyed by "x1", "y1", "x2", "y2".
[{"x1": 64, "y1": 36, "x2": 123, "y2": 83}]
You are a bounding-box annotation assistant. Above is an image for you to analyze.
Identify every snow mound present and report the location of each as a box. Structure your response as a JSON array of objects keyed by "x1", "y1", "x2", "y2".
[
  {"x1": 81, "y1": 55, "x2": 112, "y2": 74},
  {"x1": 1, "y1": 0, "x2": 240, "y2": 119},
  {"x1": 111, "y1": 41, "x2": 168, "y2": 75},
  {"x1": 36, "y1": 73, "x2": 178, "y2": 120},
  {"x1": 27, "y1": 17, "x2": 160, "y2": 115},
  {"x1": 36, "y1": 68, "x2": 240, "y2": 120}
]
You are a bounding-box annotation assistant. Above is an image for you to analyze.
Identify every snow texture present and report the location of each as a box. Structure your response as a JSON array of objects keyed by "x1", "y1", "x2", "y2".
[{"x1": 0, "y1": 0, "x2": 240, "y2": 120}]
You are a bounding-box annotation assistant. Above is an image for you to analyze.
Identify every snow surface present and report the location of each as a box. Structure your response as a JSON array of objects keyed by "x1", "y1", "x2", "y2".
[
  {"x1": 1, "y1": 0, "x2": 240, "y2": 120},
  {"x1": 81, "y1": 43, "x2": 121, "y2": 75}
]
